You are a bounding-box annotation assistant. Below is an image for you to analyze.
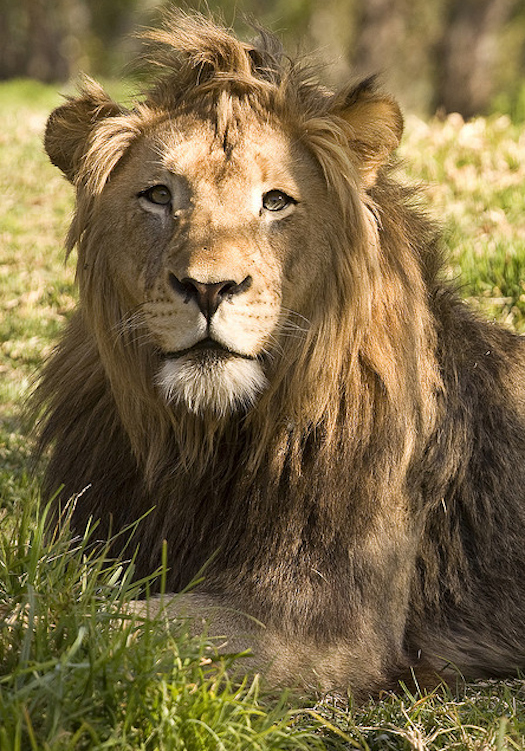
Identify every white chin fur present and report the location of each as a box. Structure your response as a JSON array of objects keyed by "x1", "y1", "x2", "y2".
[{"x1": 157, "y1": 355, "x2": 268, "y2": 416}]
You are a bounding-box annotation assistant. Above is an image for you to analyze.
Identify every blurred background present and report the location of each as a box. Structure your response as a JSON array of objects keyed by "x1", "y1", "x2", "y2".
[{"x1": 1, "y1": 0, "x2": 525, "y2": 120}]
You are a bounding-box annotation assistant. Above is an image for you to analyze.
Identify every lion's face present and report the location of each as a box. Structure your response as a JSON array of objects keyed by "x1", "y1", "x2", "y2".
[{"x1": 94, "y1": 111, "x2": 330, "y2": 415}]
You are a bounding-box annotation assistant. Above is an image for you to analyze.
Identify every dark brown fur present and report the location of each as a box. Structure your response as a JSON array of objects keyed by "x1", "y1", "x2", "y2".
[{"x1": 36, "y1": 11, "x2": 525, "y2": 698}]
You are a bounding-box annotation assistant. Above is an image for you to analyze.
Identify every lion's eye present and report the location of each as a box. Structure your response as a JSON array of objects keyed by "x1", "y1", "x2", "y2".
[
  {"x1": 141, "y1": 185, "x2": 172, "y2": 206},
  {"x1": 262, "y1": 190, "x2": 296, "y2": 212}
]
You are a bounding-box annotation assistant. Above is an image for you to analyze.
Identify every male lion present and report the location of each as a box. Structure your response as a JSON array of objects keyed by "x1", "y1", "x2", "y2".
[{"x1": 37, "y1": 11, "x2": 525, "y2": 699}]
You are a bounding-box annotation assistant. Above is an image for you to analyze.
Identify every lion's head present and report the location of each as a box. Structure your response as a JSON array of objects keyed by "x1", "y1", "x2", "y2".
[{"x1": 43, "y1": 12, "x2": 422, "y2": 424}]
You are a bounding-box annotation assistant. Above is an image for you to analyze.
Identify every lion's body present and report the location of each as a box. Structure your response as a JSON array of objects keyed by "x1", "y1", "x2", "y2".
[{"x1": 37, "y1": 12, "x2": 525, "y2": 698}]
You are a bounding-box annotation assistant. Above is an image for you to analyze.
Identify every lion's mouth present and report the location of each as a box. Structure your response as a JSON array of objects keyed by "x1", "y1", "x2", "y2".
[
  {"x1": 157, "y1": 337, "x2": 268, "y2": 414},
  {"x1": 162, "y1": 338, "x2": 255, "y2": 362}
]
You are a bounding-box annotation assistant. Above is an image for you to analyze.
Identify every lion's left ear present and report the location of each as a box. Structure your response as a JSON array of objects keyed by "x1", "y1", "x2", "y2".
[{"x1": 332, "y1": 77, "x2": 403, "y2": 187}]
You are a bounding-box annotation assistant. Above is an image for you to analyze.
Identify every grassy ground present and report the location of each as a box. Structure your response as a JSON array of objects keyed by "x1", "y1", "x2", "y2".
[{"x1": 1, "y1": 79, "x2": 525, "y2": 749}]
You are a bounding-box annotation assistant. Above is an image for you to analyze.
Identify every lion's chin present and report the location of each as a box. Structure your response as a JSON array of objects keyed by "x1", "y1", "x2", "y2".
[{"x1": 157, "y1": 352, "x2": 268, "y2": 416}]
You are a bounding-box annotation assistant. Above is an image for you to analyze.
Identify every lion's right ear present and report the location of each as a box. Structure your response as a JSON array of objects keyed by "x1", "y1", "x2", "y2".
[{"x1": 45, "y1": 78, "x2": 123, "y2": 182}]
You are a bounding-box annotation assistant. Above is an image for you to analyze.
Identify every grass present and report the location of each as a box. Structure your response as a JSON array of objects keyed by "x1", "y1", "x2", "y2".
[
  {"x1": 0, "y1": 500, "x2": 329, "y2": 750},
  {"x1": 400, "y1": 112, "x2": 525, "y2": 330},
  {"x1": 2, "y1": 79, "x2": 525, "y2": 749}
]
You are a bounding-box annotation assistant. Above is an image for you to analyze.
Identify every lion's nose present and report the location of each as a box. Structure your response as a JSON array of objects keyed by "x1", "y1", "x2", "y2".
[{"x1": 169, "y1": 274, "x2": 252, "y2": 320}]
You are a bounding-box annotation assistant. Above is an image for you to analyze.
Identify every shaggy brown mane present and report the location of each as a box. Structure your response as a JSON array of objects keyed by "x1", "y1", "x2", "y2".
[{"x1": 37, "y1": 10, "x2": 525, "y2": 699}]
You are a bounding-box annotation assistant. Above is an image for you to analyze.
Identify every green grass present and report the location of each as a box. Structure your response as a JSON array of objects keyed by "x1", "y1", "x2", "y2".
[
  {"x1": 0, "y1": 499, "x2": 329, "y2": 750},
  {"x1": 400, "y1": 112, "x2": 525, "y2": 330},
  {"x1": 2, "y1": 80, "x2": 525, "y2": 749}
]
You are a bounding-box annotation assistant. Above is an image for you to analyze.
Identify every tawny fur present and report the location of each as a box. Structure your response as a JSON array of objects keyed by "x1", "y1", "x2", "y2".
[{"x1": 36, "y1": 10, "x2": 525, "y2": 699}]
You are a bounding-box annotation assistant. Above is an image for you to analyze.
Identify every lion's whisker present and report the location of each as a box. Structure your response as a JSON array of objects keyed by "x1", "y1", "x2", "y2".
[
  {"x1": 279, "y1": 307, "x2": 312, "y2": 329},
  {"x1": 112, "y1": 307, "x2": 153, "y2": 349}
]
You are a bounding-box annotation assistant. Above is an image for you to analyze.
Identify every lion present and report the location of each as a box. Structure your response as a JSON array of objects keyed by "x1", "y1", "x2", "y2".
[{"x1": 36, "y1": 10, "x2": 525, "y2": 700}]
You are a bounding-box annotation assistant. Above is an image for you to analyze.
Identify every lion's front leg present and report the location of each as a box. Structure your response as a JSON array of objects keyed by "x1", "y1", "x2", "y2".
[
  {"x1": 130, "y1": 591, "x2": 408, "y2": 699},
  {"x1": 131, "y1": 592, "x2": 264, "y2": 661}
]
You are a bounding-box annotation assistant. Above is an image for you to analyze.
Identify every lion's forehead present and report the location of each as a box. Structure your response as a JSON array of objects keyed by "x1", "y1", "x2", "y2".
[{"x1": 141, "y1": 116, "x2": 305, "y2": 206}]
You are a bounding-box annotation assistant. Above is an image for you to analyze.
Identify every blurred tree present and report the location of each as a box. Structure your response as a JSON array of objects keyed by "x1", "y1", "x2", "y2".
[
  {"x1": 350, "y1": 0, "x2": 443, "y2": 113},
  {"x1": 433, "y1": 0, "x2": 520, "y2": 117},
  {"x1": 0, "y1": 0, "x2": 142, "y2": 81},
  {"x1": 84, "y1": 0, "x2": 143, "y2": 75},
  {"x1": 0, "y1": 0, "x2": 73, "y2": 81},
  {"x1": 347, "y1": 0, "x2": 522, "y2": 116}
]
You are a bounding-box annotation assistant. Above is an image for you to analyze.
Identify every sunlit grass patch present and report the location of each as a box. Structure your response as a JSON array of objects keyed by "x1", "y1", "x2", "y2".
[
  {"x1": 400, "y1": 112, "x2": 525, "y2": 331},
  {"x1": 0, "y1": 498, "x2": 329, "y2": 750},
  {"x1": 310, "y1": 678, "x2": 525, "y2": 750}
]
